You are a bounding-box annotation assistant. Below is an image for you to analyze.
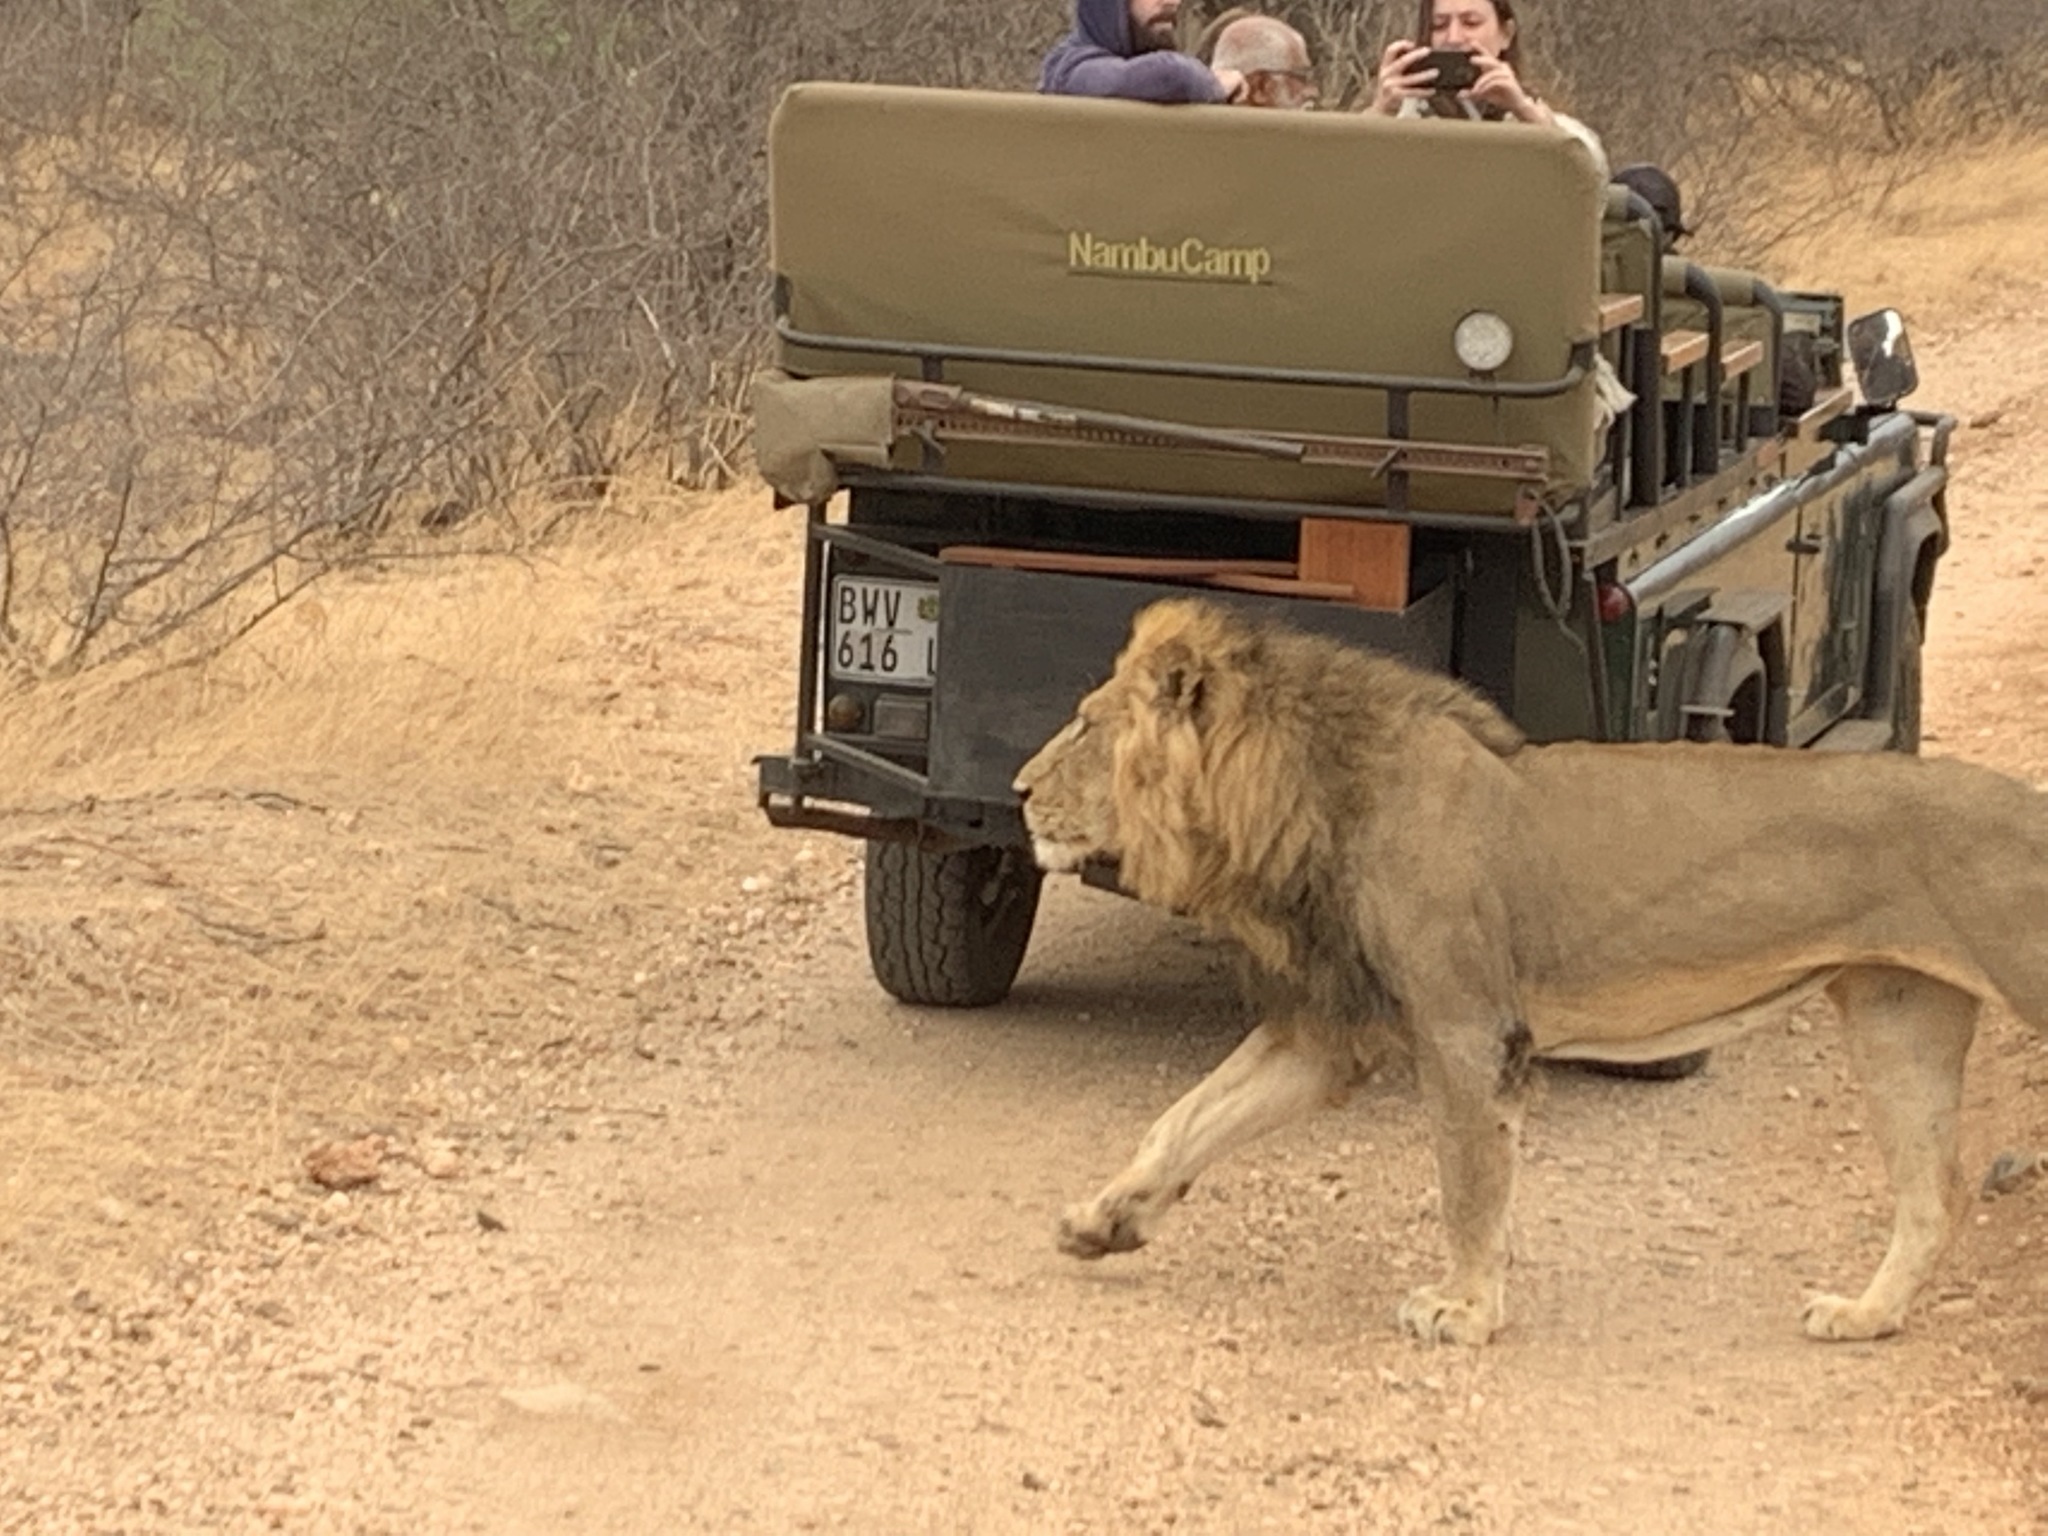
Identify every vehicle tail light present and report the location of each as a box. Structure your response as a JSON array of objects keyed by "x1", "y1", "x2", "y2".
[{"x1": 825, "y1": 693, "x2": 866, "y2": 732}]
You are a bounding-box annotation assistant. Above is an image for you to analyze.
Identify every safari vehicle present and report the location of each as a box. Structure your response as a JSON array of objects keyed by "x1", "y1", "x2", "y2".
[{"x1": 751, "y1": 84, "x2": 1955, "y2": 1017}]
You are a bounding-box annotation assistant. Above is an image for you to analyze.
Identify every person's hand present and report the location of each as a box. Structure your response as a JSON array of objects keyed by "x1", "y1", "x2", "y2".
[
  {"x1": 1369, "y1": 39, "x2": 1434, "y2": 115},
  {"x1": 1213, "y1": 65, "x2": 1248, "y2": 104},
  {"x1": 1462, "y1": 50, "x2": 1548, "y2": 123}
]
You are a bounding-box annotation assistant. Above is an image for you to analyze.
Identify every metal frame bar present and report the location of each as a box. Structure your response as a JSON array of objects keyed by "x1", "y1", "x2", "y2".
[
  {"x1": 793, "y1": 504, "x2": 828, "y2": 752},
  {"x1": 790, "y1": 519, "x2": 948, "y2": 789},
  {"x1": 836, "y1": 467, "x2": 1553, "y2": 536},
  {"x1": 777, "y1": 317, "x2": 1594, "y2": 403},
  {"x1": 897, "y1": 407, "x2": 1546, "y2": 484},
  {"x1": 810, "y1": 520, "x2": 946, "y2": 577},
  {"x1": 795, "y1": 733, "x2": 932, "y2": 796},
  {"x1": 1623, "y1": 412, "x2": 1918, "y2": 607},
  {"x1": 1627, "y1": 327, "x2": 1662, "y2": 508},
  {"x1": 1677, "y1": 263, "x2": 1727, "y2": 479}
]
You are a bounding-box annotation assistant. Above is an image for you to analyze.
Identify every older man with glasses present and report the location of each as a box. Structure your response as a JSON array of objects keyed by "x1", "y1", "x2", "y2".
[{"x1": 1208, "y1": 14, "x2": 1319, "y2": 110}]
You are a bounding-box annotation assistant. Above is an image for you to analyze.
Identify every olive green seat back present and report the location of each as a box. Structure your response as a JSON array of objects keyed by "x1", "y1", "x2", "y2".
[
  {"x1": 1661, "y1": 261, "x2": 1780, "y2": 409},
  {"x1": 771, "y1": 84, "x2": 1610, "y2": 515},
  {"x1": 1600, "y1": 186, "x2": 1662, "y2": 332},
  {"x1": 1696, "y1": 264, "x2": 1781, "y2": 414}
]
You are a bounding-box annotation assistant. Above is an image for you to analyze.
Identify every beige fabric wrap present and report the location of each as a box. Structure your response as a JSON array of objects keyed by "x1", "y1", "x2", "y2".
[{"x1": 752, "y1": 372, "x2": 897, "y2": 504}]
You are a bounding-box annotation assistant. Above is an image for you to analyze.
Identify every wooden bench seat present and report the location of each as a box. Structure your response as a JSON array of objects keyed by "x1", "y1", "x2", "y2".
[
  {"x1": 1660, "y1": 329, "x2": 1710, "y2": 373},
  {"x1": 1721, "y1": 339, "x2": 1766, "y2": 380},
  {"x1": 1658, "y1": 331, "x2": 1763, "y2": 381},
  {"x1": 1796, "y1": 386, "x2": 1856, "y2": 441},
  {"x1": 1599, "y1": 293, "x2": 1646, "y2": 333}
]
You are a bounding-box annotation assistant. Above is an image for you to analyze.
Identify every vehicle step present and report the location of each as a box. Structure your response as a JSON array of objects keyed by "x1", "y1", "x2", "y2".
[{"x1": 1808, "y1": 719, "x2": 1894, "y2": 753}]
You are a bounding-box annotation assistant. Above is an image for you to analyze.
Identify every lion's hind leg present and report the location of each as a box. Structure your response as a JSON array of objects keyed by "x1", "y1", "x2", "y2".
[
  {"x1": 1057, "y1": 1019, "x2": 1359, "y2": 1260},
  {"x1": 1803, "y1": 965, "x2": 1979, "y2": 1342}
]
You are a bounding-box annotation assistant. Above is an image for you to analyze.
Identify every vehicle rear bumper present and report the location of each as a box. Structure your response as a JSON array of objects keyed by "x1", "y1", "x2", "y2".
[
  {"x1": 759, "y1": 563, "x2": 1458, "y2": 850},
  {"x1": 756, "y1": 749, "x2": 1026, "y2": 851}
]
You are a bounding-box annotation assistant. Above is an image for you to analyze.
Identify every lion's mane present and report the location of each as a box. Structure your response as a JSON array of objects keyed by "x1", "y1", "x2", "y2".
[{"x1": 1104, "y1": 598, "x2": 1521, "y2": 990}]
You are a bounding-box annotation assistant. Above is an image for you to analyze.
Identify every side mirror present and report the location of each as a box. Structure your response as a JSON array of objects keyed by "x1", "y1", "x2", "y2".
[{"x1": 1846, "y1": 309, "x2": 1919, "y2": 409}]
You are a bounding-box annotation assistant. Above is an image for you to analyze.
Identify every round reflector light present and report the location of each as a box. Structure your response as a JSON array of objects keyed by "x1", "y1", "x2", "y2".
[{"x1": 1453, "y1": 310, "x2": 1515, "y2": 374}]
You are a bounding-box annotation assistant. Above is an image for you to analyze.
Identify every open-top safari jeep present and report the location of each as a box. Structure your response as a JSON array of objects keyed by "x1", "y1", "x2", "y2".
[{"x1": 752, "y1": 84, "x2": 1954, "y2": 1025}]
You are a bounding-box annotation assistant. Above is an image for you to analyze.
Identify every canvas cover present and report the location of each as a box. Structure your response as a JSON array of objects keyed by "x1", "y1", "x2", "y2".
[
  {"x1": 753, "y1": 372, "x2": 896, "y2": 504},
  {"x1": 768, "y1": 84, "x2": 1609, "y2": 515}
]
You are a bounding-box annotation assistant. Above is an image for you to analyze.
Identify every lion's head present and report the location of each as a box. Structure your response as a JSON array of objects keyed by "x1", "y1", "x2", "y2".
[
  {"x1": 1010, "y1": 701, "x2": 1118, "y2": 875},
  {"x1": 1014, "y1": 597, "x2": 1522, "y2": 961}
]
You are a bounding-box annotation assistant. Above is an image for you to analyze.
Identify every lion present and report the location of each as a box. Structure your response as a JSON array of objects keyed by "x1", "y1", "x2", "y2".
[{"x1": 1013, "y1": 595, "x2": 2048, "y2": 1347}]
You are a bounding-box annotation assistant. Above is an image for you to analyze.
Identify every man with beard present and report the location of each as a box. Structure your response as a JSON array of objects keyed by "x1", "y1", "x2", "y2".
[{"x1": 1039, "y1": 0, "x2": 1247, "y2": 103}]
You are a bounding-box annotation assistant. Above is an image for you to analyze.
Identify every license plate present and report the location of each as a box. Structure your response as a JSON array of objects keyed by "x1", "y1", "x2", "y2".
[{"x1": 829, "y1": 577, "x2": 938, "y2": 685}]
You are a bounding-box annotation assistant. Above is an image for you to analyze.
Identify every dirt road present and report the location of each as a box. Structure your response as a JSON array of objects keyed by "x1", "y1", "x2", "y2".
[{"x1": 3, "y1": 158, "x2": 2047, "y2": 1533}]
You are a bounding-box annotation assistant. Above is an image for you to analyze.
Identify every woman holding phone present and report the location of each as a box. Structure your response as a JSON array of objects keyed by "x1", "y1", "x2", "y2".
[{"x1": 1366, "y1": 0, "x2": 1604, "y2": 168}]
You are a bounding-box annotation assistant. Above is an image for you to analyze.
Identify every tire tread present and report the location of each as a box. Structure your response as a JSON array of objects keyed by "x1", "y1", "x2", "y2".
[{"x1": 864, "y1": 842, "x2": 1041, "y2": 1008}]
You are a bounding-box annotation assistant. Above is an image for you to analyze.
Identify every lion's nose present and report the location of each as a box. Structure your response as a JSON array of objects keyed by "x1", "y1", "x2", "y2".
[{"x1": 1012, "y1": 781, "x2": 1032, "y2": 803}]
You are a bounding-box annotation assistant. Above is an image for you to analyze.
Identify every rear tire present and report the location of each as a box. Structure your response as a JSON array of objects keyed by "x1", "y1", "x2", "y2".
[
  {"x1": 1624, "y1": 632, "x2": 1764, "y2": 1082},
  {"x1": 863, "y1": 841, "x2": 1043, "y2": 1008},
  {"x1": 1682, "y1": 631, "x2": 1767, "y2": 745},
  {"x1": 1886, "y1": 608, "x2": 1923, "y2": 753}
]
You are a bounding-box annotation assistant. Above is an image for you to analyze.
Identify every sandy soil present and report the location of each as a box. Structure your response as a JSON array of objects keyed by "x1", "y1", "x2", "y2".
[{"x1": 3, "y1": 151, "x2": 2047, "y2": 1534}]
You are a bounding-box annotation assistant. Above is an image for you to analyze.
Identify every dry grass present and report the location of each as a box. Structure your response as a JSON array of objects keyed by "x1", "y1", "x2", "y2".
[
  {"x1": 0, "y1": 478, "x2": 804, "y2": 1297},
  {"x1": 0, "y1": 481, "x2": 778, "y2": 804},
  {"x1": 1751, "y1": 134, "x2": 2048, "y2": 323}
]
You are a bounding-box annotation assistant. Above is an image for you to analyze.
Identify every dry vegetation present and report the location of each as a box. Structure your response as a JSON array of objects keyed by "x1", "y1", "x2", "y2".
[
  {"x1": 0, "y1": 481, "x2": 813, "y2": 1280},
  {"x1": 1, "y1": 1, "x2": 2044, "y2": 683}
]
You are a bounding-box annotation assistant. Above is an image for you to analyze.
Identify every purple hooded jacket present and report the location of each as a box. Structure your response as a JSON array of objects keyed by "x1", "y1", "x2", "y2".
[{"x1": 1038, "y1": 0, "x2": 1227, "y2": 103}]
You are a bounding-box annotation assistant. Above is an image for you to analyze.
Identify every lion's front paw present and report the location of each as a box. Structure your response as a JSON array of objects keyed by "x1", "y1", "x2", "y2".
[
  {"x1": 1056, "y1": 1201, "x2": 1149, "y2": 1261},
  {"x1": 1801, "y1": 1293, "x2": 1903, "y2": 1342},
  {"x1": 1398, "y1": 1285, "x2": 1502, "y2": 1347}
]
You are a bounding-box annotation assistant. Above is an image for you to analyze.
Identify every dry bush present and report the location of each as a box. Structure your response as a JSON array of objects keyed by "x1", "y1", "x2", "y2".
[
  {"x1": 1192, "y1": 0, "x2": 2048, "y2": 251},
  {"x1": 0, "y1": 0, "x2": 1067, "y2": 681},
  {"x1": 1545, "y1": 0, "x2": 2048, "y2": 254}
]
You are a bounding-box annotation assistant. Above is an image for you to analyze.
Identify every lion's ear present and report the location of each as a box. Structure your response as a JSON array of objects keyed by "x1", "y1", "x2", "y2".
[
  {"x1": 1138, "y1": 637, "x2": 1212, "y2": 726},
  {"x1": 1124, "y1": 601, "x2": 1240, "y2": 728},
  {"x1": 1159, "y1": 662, "x2": 1206, "y2": 721}
]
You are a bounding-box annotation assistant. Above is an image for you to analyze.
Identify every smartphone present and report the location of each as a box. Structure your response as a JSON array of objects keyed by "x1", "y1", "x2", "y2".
[{"x1": 1421, "y1": 49, "x2": 1481, "y2": 93}]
